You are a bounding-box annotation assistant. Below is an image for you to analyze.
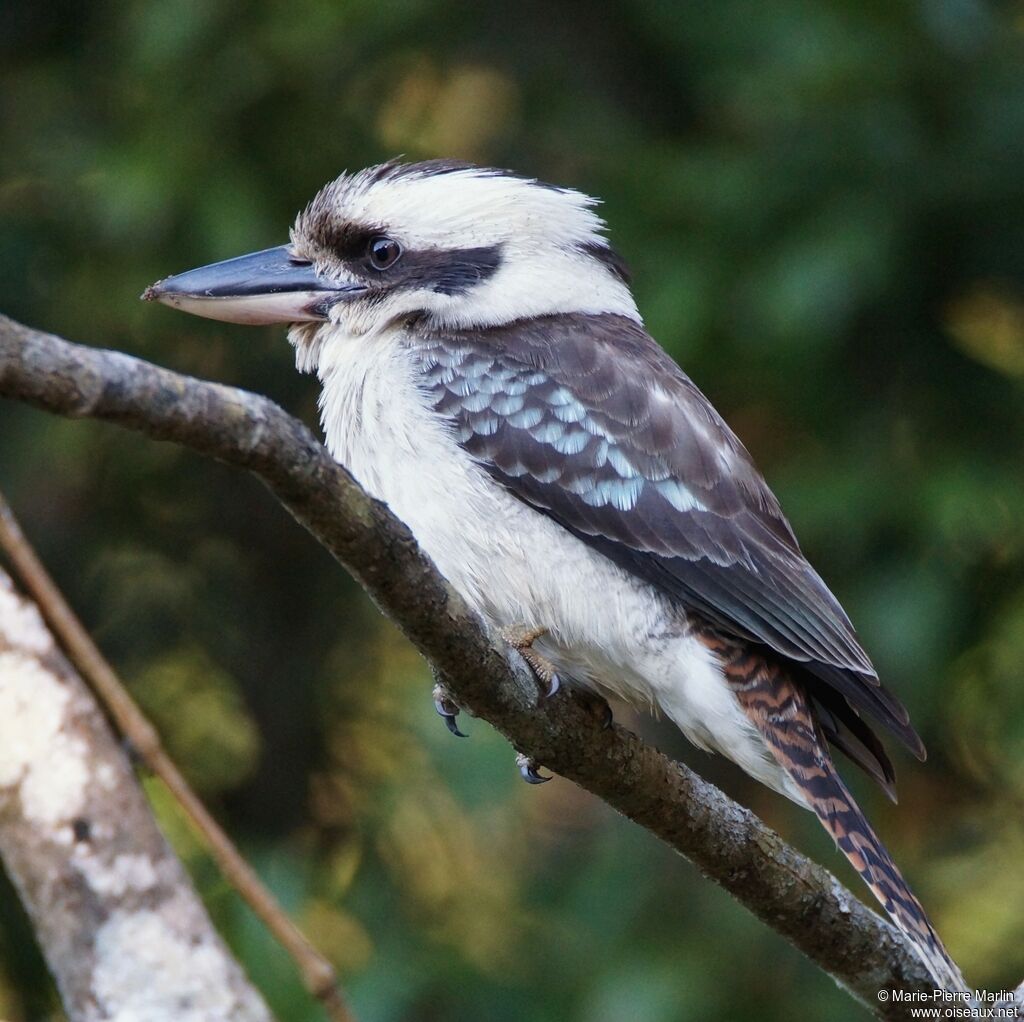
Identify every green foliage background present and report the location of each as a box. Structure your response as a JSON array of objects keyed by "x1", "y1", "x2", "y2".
[{"x1": 2, "y1": 2, "x2": 1024, "y2": 1019}]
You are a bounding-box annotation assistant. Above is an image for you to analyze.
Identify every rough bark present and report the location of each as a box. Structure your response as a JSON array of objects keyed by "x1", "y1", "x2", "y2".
[
  {"x1": 0, "y1": 312, "x2": 1012, "y2": 1020},
  {"x1": 0, "y1": 566, "x2": 274, "y2": 1021}
]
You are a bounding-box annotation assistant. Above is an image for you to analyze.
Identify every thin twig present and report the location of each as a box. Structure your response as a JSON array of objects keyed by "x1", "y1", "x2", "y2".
[
  {"x1": 0, "y1": 491, "x2": 356, "y2": 1022},
  {"x1": 0, "y1": 565, "x2": 275, "y2": 1021}
]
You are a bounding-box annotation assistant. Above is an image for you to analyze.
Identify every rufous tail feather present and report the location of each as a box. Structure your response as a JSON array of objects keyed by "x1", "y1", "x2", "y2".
[{"x1": 706, "y1": 632, "x2": 965, "y2": 992}]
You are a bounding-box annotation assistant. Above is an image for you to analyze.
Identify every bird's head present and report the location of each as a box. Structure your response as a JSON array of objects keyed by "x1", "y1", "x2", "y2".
[{"x1": 143, "y1": 159, "x2": 638, "y2": 371}]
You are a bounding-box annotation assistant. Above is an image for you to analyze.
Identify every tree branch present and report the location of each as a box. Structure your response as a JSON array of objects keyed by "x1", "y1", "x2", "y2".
[
  {"x1": 0, "y1": 312, "x2": 985, "y2": 1019},
  {"x1": 0, "y1": 563, "x2": 275, "y2": 1021},
  {"x1": 0, "y1": 493, "x2": 356, "y2": 1022}
]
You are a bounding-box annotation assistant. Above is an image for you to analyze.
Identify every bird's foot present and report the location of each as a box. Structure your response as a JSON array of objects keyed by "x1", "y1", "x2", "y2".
[
  {"x1": 500, "y1": 624, "x2": 561, "y2": 699},
  {"x1": 515, "y1": 752, "x2": 551, "y2": 785},
  {"x1": 432, "y1": 682, "x2": 467, "y2": 738}
]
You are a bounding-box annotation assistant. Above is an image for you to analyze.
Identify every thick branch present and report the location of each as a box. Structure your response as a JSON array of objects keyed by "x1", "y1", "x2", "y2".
[
  {"x1": 0, "y1": 566, "x2": 274, "y2": 1021},
  {"x1": 0, "y1": 493, "x2": 355, "y2": 1022},
  {"x1": 0, "y1": 312, "x2": 964, "y2": 1018}
]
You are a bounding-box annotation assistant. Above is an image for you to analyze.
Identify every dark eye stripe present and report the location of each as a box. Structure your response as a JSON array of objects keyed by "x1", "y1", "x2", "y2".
[
  {"x1": 300, "y1": 210, "x2": 503, "y2": 296},
  {"x1": 343, "y1": 243, "x2": 503, "y2": 295},
  {"x1": 309, "y1": 222, "x2": 386, "y2": 259},
  {"x1": 389, "y1": 246, "x2": 503, "y2": 296},
  {"x1": 578, "y1": 241, "x2": 631, "y2": 284}
]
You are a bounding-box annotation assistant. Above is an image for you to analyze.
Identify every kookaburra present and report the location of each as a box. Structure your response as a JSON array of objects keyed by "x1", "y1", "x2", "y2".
[{"x1": 145, "y1": 159, "x2": 961, "y2": 989}]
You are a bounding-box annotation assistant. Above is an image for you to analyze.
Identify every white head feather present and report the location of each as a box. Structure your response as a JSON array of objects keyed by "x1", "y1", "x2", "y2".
[{"x1": 287, "y1": 161, "x2": 640, "y2": 371}]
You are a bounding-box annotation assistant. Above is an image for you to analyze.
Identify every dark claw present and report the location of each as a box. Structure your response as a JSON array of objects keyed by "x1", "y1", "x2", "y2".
[
  {"x1": 516, "y1": 752, "x2": 551, "y2": 784},
  {"x1": 543, "y1": 672, "x2": 561, "y2": 700},
  {"x1": 598, "y1": 700, "x2": 613, "y2": 730},
  {"x1": 432, "y1": 685, "x2": 467, "y2": 738},
  {"x1": 442, "y1": 714, "x2": 467, "y2": 739},
  {"x1": 521, "y1": 762, "x2": 550, "y2": 784}
]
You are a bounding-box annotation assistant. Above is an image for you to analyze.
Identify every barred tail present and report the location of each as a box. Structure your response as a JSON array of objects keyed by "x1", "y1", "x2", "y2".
[
  {"x1": 809, "y1": 761, "x2": 964, "y2": 991},
  {"x1": 713, "y1": 637, "x2": 965, "y2": 992}
]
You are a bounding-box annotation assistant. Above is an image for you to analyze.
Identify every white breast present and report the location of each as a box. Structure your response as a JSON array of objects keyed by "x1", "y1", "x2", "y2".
[{"x1": 315, "y1": 325, "x2": 793, "y2": 800}]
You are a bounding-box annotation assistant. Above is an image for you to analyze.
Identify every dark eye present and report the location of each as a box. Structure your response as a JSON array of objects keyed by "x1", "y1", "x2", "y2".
[{"x1": 368, "y1": 235, "x2": 402, "y2": 270}]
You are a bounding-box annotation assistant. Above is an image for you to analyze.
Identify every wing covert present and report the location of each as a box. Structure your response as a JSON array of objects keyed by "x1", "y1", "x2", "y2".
[{"x1": 411, "y1": 313, "x2": 921, "y2": 756}]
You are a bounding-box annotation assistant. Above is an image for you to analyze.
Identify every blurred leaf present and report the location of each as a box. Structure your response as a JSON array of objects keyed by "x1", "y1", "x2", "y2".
[
  {"x1": 949, "y1": 591, "x2": 1024, "y2": 799},
  {"x1": 946, "y1": 284, "x2": 1024, "y2": 379},
  {"x1": 132, "y1": 646, "x2": 261, "y2": 795}
]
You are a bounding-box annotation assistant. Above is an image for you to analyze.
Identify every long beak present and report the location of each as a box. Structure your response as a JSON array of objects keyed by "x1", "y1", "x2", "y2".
[{"x1": 141, "y1": 245, "x2": 366, "y2": 325}]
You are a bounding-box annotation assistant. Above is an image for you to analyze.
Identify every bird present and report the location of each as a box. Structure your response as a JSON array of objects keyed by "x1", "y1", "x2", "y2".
[{"x1": 144, "y1": 158, "x2": 962, "y2": 990}]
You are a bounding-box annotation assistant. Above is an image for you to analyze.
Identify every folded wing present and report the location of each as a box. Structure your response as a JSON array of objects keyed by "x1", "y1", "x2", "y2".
[{"x1": 413, "y1": 313, "x2": 924, "y2": 761}]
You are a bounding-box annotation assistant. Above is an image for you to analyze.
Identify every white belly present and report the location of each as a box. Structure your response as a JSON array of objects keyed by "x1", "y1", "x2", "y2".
[{"x1": 315, "y1": 329, "x2": 793, "y2": 798}]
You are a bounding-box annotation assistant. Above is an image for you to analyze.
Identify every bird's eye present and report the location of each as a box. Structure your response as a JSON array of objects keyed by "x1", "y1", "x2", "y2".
[{"x1": 368, "y1": 236, "x2": 402, "y2": 270}]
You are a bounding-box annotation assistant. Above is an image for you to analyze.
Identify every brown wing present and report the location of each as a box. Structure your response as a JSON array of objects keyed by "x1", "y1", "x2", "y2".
[{"x1": 412, "y1": 312, "x2": 923, "y2": 758}]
